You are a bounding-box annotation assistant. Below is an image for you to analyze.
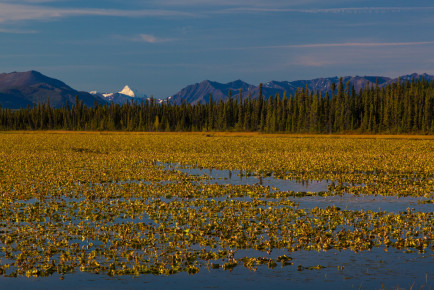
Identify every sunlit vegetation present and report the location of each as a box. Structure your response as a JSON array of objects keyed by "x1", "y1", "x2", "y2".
[{"x1": 0, "y1": 132, "x2": 432, "y2": 278}]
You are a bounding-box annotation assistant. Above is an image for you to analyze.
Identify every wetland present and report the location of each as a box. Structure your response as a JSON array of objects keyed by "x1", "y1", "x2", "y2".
[{"x1": 0, "y1": 132, "x2": 432, "y2": 289}]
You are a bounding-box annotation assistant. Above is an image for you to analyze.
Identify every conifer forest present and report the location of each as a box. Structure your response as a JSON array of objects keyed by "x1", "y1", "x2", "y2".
[{"x1": 1, "y1": 78, "x2": 432, "y2": 134}]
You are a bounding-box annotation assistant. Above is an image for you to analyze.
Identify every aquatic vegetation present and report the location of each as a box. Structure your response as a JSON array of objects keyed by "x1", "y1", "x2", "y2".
[{"x1": 0, "y1": 132, "x2": 432, "y2": 278}]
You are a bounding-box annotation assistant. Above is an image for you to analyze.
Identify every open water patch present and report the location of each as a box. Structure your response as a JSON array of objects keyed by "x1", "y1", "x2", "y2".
[
  {"x1": 0, "y1": 248, "x2": 431, "y2": 290},
  {"x1": 158, "y1": 163, "x2": 433, "y2": 213},
  {"x1": 291, "y1": 194, "x2": 434, "y2": 213},
  {"x1": 161, "y1": 163, "x2": 330, "y2": 193}
]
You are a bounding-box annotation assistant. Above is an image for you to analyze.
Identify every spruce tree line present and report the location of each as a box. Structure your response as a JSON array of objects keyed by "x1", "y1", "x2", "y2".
[{"x1": 0, "y1": 78, "x2": 432, "y2": 134}]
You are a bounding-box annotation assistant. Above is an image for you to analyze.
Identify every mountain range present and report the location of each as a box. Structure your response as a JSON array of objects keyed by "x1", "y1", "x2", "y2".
[
  {"x1": 170, "y1": 73, "x2": 434, "y2": 105},
  {"x1": 0, "y1": 70, "x2": 432, "y2": 109}
]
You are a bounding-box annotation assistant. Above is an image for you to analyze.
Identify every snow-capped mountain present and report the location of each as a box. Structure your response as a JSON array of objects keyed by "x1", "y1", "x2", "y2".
[
  {"x1": 119, "y1": 85, "x2": 141, "y2": 98},
  {"x1": 90, "y1": 85, "x2": 148, "y2": 105}
]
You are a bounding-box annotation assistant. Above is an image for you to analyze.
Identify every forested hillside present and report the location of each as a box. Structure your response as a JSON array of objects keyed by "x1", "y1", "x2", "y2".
[{"x1": 0, "y1": 77, "x2": 432, "y2": 134}]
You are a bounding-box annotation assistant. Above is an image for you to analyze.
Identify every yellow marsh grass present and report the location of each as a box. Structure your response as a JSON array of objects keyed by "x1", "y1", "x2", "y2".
[{"x1": 0, "y1": 132, "x2": 432, "y2": 277}]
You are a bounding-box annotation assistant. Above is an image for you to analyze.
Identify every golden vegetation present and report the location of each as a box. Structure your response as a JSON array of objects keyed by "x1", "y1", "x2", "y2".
[{"x1": 0, "y1": 132, "x2": 432, "y2": 277}]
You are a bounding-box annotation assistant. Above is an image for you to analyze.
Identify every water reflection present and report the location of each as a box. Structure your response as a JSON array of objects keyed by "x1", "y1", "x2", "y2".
[
  {"x1": 162, "y1": 163, "x2": 433, "y2": 213},
  {"x1": 1, "y1": 248, "x2": 431, "y2": 290},
  {"x1": 293, "y1": 194, "x2": 433, "y2": 213},
  {"x1": 166, "y1": 165, "x2": 330, "y2": 193},
  {"x1": 2, "y1": 163, "x2": 432, "y2": 289}
]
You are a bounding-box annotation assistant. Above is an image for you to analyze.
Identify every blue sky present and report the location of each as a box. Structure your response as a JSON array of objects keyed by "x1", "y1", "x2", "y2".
[{"x1": 1, "y1": 0, "x2": 434, "y2": 98}]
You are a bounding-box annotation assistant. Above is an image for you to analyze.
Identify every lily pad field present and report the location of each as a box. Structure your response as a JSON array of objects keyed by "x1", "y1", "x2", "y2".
[{"x1": 0, "y1": 132, "x2": 433, "y2": 289}]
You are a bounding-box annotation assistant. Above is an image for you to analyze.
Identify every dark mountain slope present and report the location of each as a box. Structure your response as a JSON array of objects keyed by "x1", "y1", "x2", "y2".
[
  {"x1": 170, "y1": 75, "x2": 397, "y2": 104},
  {"x1": 170, "y1": 74, "x2": 433, "y2": 105},
  {"x1": 0, "y1": 71, "x2": 106, "y2": 108}
]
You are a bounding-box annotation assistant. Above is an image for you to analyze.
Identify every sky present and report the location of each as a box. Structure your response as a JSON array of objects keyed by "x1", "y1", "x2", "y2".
[{"x1": 1, "y1": 0, "x2": 434, "y2": 98}]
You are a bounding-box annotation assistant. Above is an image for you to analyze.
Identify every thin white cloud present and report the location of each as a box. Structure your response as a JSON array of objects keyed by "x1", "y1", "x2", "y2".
[
  {"x1": 0, "y1": 0, "x2": 60, "y2": 2},
  {"x1": 0, "y1": 3, "x2": 194, "y2": 24},
  {"x1": 274, "y1": 41, "x2": 434, "y2": 49},
  {"x1": 223, "y1": 41, "x2": 434, "y2": 51},
  {"x1": 114, "y1": 34, "x2": 175, "y2": 44},
  {"x1": 137, "y1": 34, "x2": 175, "y2": 43},
  {"x1": 152, "y1": 0, "x2": 297, "y2": 7},
  {"x1": 2, "y1": 2, "x2": 431, "y2": 25},
  {"x1": 219, "y1": 6, "x2": 434, "y2": 14},
  {"x1": 139, "y1": 34, "x2": 158, "y2": 43}
]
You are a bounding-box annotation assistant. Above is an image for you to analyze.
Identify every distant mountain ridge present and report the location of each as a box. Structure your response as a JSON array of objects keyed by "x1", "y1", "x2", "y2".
[
  {"x1": 0, "y1": 70, "x2": 105, "y2": 109},
  {"x1": 171, "y1": 79, "x2": 256, "y2": 105},
  {"x1": 1, "y1": 70, "x2": 433, "y2": 109},
  {"x1": 170, "y1": 73, "x2": 433, "y2": 105}
]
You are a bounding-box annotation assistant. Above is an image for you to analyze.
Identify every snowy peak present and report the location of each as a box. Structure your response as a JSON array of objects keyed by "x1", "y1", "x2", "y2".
[
  {"x1": 119, "y1": 85, "x2": 136, "y2": 98},
  {"x1": 89, "y1": 85, "x2": 149, "y2": 105}
]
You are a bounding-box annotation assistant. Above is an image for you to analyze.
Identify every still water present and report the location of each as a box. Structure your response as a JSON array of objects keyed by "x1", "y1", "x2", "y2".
[
  {"x1": 1, "y1": 164, "x2": 432, "y2": 289},
  {"x1": 171, "y1": 164, "x2": 433, "y2": 213},
  {"x1": 1, "y1": 248, "x2": 432, "y2": 289}
]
